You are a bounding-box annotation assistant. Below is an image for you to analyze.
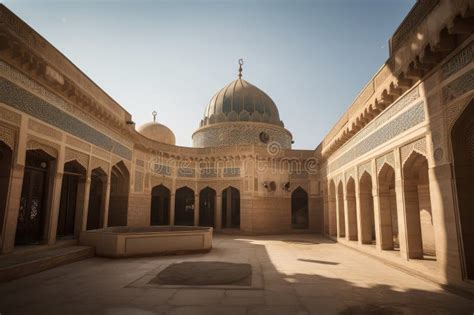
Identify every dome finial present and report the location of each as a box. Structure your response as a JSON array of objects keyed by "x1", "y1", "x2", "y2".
[
  {"x1": 152, "y1": 110, "x2": 157, "y2": 122},
  {"x1": 238, "y1": 58, "x2": 244, "y2": 79}
]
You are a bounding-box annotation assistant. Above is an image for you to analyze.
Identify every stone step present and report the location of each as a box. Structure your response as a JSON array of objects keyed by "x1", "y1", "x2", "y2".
[{"x1": 0, "y1": 245, "x2": 94, "y2": 283}]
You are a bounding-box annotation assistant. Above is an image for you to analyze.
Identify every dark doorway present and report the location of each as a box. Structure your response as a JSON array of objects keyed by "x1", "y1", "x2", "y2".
[
  {"x1": 57, "y1": 161, "x2": 85, "y2": 238},
  {"x1": 0, "y1": 141, "x2": 12, "y2": 237},
  {"x1": 108, "y1": 161, "x2": 129, "y2": 227},
  {"x1": 199, "y1": 187, "x2": 216, "y2": 227},
  {"x1": 151, "y1": 184, "x2": 170, "y2": 225},
  {"x1": 175, "y1": 186, "x2": 194, "y2": 226},
  {"x1": 222, "y1": 186, "x2": 240, "y2": 229},
  {"x1": 452, "y1": 100, "x2": 474, "y2": 279},
  {"x1": 87, "y1": 167, "x2": 107, "y2": 230},
  {"x1": 16, "y1": 150, "x2": 55, "y2": 245},
  {"x1": 292, "y1": 187, "x2": 308, "y2": 229}
]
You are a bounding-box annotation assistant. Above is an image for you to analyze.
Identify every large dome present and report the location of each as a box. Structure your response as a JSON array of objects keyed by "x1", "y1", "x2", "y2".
[
  {"x1": 137, "y1": 113, "x2": 176, "y2": 145},
  {"x1": 193, "y1": 61, "x2": 292, "y2": 149},
  {"x1": 200, "y1": 78, "x2": 284, "y2": 128}
]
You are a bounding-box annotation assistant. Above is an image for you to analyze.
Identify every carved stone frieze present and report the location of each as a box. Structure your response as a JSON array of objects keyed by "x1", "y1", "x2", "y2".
[
  {"x1": 358, "y1": 162, "x2": 372, "y2": 179},
  {"x1": 26, "y1": 139, "x2": 58, "y2": 158},
  {"x1": 65, "y1": 147, "x2": 89, "y2": 169},
  {"x1": 401, "y1": 137, "x2": 427, "y2": 166},
  {"x1": 0, "y1": 105, "x2": 21, "y2": 125},
  {"x1": 90, "y1": 157, "x2": 109, "y2": 174},
  {"x1": 443, "y1": 69, "x2": 474, "y2": 103},
  {"x1": 0, "y1": 123, "x2": 15, "y2": 150},
  {"x1": 28, "y1": 119, "x2": 62, "y2": 140},
  {"x1": 376, "y1": 152, "x2": 395, "y2": 175}
]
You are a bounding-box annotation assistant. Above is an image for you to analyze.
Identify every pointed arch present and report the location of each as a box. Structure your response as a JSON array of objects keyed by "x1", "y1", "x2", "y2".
[
  {"x1": 222, "y1": 186, "x2": 240, "y2": 229},
  {"x1": 175, "y1": 186, "x2": 194, "y2": 226},
  {"x1": 378, "y1": 163, "x2": 399, "y2": 251},
  {"x1": 199, "y1": 186, "x2": 216, "y2": 227},
  {"x1": 151, "y1": 184, "x2": 171, "y2": 225},
  {"x1": 87, "y1": 167, "x2": 107, "y2": 230},
  {"x1": 108, "y1": 161, "x2": 130, "y2": 227},
  {"x1": 292, "y1": 186, "x2": 308, "y2": 229},
  {"x1": 452, "y1": 99, "x2": 474, "y2": 279},
  {"x1": 403, "y1": 151, "x2": 435, "y2": 259}
]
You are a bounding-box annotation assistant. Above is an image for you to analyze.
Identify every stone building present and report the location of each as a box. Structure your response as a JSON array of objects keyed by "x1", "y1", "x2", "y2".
[{"x1": 0, "y1": 0, "x2": 472, "y2": 293}]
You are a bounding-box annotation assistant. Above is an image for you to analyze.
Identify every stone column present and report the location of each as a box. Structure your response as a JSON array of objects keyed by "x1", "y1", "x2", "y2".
[
  {"x1": 79, "y1": 168, "x2": 92, "y2": 232},
  {"x1": 343, "y1": 179, "x2": 350, "y2": 241},
  {"x1": 102, "y1": 176, "x2": 111, "y2": 228},
  {"x1": 372, "y1": 160, "x2": 383, "y2": 250},
  {"x1": 335, "y1": 185, "x2": 341, "y2": 238},
  {"x1": 1, "y1": 164, "x2": 25, "y2": 254},
  {"x1": 354, "y1": 168, "x2": 363, "y2": 245},
  {"x1": 378, "y1": 183, "x2": 395, "y2": 250},
  {"x1": 226, "y1": 188, "x2": 232, "y2": 228},
  {"x1": 215, "y1": 194, "x2": 222, "y2": 231},
  {"x1": 194, "y1": 193, "x2": 200, "y2": 226},
  {"x1": 428, "y1": 163, "x2": 462, "y2": 281},
  {"x1": 46, "y1": 146, "x2": 65, "y2": 245},
  {"x1": 394, "y1": 148, "x2": 409, "y2": 260},
  {"x1": 169, "y1": 193, "x2": 176, "y2": 226}
]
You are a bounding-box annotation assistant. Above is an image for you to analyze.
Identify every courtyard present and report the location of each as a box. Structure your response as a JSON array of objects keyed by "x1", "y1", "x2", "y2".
[{"x1": 0, "y1": 234, "x2": 473, "y2": 315}]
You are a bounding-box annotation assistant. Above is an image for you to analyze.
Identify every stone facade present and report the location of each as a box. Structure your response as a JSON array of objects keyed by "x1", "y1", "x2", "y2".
[{"x1": 0, "y1": 0, "x2": 473, "y2": 295}]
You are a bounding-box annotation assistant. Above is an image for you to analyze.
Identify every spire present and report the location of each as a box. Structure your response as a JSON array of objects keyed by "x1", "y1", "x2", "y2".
[
  {"x1": 152, "y1": 110, "x2": 157, "y2": 122},
  {"x1": 238, "y1": 58, "x2": 243, "y2": 79}
]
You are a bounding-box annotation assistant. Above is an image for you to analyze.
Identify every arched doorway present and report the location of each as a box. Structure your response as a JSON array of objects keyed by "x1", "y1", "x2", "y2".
[
  {"x1": 336, "y1": 181, "x2": 345, "y2": 238},
  {"x1": 328, "y1": 180, "x2": 337, "y2": 236},
  {"x1": 175, "y1": 186, "x2": 194, "y2": 226},
  {"x1": 57, "y1": 160, "x2": 86, "y2": 238},
  {"x1": 108, "y1": 161, "x2": 129, "y2": 227},
  {"x1": 346, "y1": 178, "x2": 358, "y2": 241},
  {"x1": 378, "y1": 163, "x2": 399, "y2": 250},
  {"x1": 199, "y1": 187, "x2": 216, "y2": 227},
  {"x1": 291, "y1": 187, "x2": 308, "y2": 229},
  {"x1": 359, "y1": 172, "x2": 375, "y2": 245},
  {"x1": 222, "y1": 186, "x2": 240, "y2": 229},
  {"x1": 16, "y1": 149, "x2": 55, "y2": 245},
  {"x1": 151, "y1": 184, "x2": 170, "y2": 225},
  {"x1": 452, "y1": 100, "x2": 473, "y2": 278},
  {"x1": 403, "y1": 151, "x2": 436, "y2": 259},
  {"x1": 0, "y1": 141, "x2": 12, "y2": 238},
  {"x1": 87, "y1": 167, "x2": 107, "y2": 230}
]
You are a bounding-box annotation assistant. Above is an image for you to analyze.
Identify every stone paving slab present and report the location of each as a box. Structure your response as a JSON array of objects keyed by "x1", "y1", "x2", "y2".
[{"x1": 0, "y1": 234, "x2": 472, "y2": 314}]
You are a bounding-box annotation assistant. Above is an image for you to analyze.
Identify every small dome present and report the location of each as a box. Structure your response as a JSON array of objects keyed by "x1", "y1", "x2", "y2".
[
  {"x1": 137, "y1": 114, "x2": 176, "y2": 145},
  {"x1": 200, "y1": 78, "x2": 284, "y2": 128}
]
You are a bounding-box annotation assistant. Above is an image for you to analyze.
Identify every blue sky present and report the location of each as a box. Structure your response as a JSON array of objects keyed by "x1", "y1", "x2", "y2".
[{"x1": 2, "y1": 0, "x2": 415, "y2": 149}]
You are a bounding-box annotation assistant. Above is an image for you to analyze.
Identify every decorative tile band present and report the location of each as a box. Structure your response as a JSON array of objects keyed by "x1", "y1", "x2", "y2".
[
  {"x1": 177, "y1": 167, "x2": 195, "y2": 178},
  {"x1": 442, "y1": 42, "x2": 473, "y2": 80},
  {"x1": 223, "y1": 167, "x2": 240, "y2": 177},
  {"x1": 330, "y1": 101, "x2": 425, "y2": 172},
  {"x1": 200, "y1": 168, "x2": 217, "y2": 178},
  {"x1": 153, "y1": 164, "x2": 171, "y2": 176},
  {"x1": 0, "y1": 78, "x2": 132, "y2": 160}
]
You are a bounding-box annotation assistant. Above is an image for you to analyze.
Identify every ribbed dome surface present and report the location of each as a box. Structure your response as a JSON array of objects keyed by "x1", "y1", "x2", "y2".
[
  {"x1": 137, "y1": 121, "x2": 176, "y2": 145},
  {"x1": 200, "y1": 78, "x2": 283, "y2": 128}
]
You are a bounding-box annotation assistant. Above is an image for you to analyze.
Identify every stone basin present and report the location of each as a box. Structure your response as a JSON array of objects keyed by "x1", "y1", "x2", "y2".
[{"x1": 79, "y1": 226, "x2": 212, "y2": 258}]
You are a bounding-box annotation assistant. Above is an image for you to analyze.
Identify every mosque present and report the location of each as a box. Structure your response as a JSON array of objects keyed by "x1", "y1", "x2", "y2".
[{"x1": 0, "y1": 0, "x2": 473, "y2": 294}]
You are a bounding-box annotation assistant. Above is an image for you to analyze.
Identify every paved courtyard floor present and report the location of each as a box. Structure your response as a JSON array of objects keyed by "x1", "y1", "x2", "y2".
[{"x1": 0, "y1": 234, "x2": 473, "y2": 315}]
